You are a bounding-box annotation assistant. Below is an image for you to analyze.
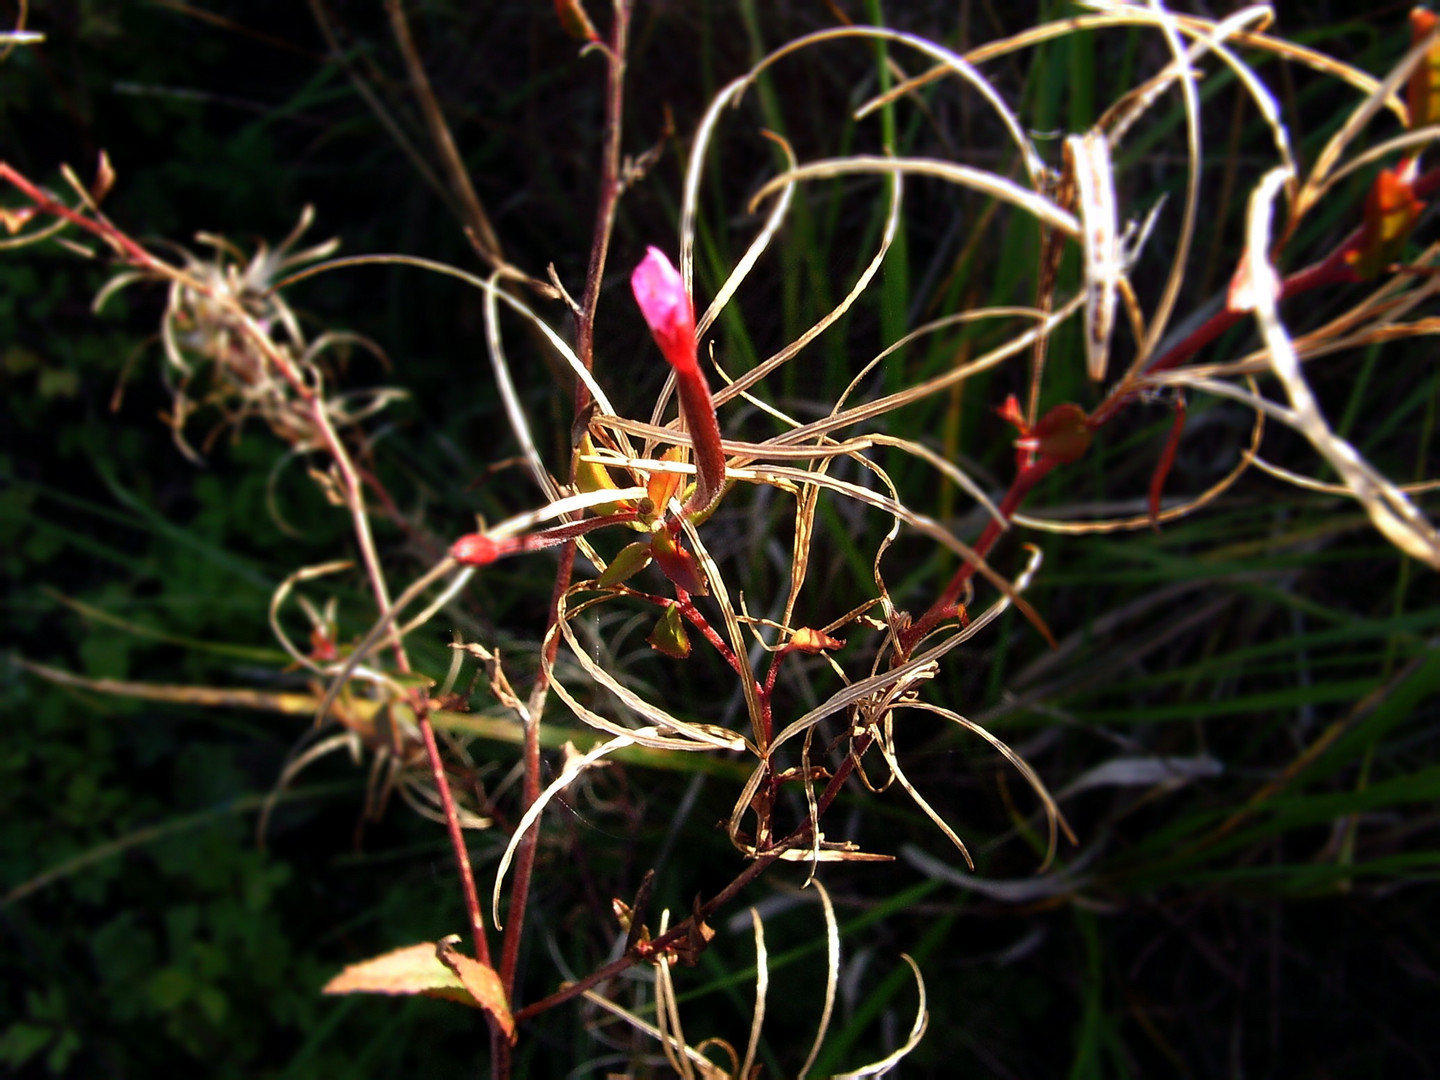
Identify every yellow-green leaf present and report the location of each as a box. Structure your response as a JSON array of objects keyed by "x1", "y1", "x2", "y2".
[
  {"x1": 595, "y1": 540, "x2": 652, "y2": 587},
  {"x1": 647, "y1": 603, "x2": 691, "y2": 659}
]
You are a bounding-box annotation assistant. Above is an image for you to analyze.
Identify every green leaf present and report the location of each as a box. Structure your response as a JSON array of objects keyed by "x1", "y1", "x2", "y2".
[
  {"x1": 0, "y1": 1022, "x2": 52, "y2": 1068},
  {"x1": 45, "y1": 1030, "x2": 80, "y2": 1074},
  {"x1": 646, "y1": 603, "x2": 691, "y2": 659},
  {"x1": 595, "y1": 540, "x2": 652, "y2": 587}
]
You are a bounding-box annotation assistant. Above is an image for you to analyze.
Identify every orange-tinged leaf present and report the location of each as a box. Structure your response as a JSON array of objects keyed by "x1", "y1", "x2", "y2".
[
  {"x1": 436, "y1": 936, "x2": 516, "y2": 1045},
  {"x1": 646, "y1": 447, "x2": 686, "y2": 511},
  {"x1": 997, "y1": 393, "x2": 1025, "y2": 430},
  {"x1": 651, "y1": 526, "x2": 706, "y2": 596},
  {"x1": 1409, "y1": 8, "x2": 1440, "y2": 130},
  {"x1": 1346, "y1": 161, "x2": 1425, "y2": 279},
  {"x1": 554, "y1": 0, "x2": 599, "y2": 42},
  {"x1": 322, "y1": 942, "x2": 473, "y2": 1005}
]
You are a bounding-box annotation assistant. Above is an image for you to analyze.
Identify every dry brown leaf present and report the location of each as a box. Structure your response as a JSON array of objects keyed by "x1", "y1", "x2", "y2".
[{"x1": 790, "y1": 628, "x2": 845, "y2": 654}]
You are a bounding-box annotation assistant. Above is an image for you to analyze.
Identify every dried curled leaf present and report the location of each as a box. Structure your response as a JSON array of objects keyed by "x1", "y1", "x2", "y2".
[
  {"x1": 789, "y1": 627, "x2": 844, "y2": 654},
  {"x1": 646, "y1": 446, "x2": 686, "y2": 512}
]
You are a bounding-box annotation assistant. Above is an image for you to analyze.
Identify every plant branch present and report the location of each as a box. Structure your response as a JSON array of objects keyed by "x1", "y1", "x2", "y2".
[
  {"x1": 498, "y1": 542, "x2": 577, "y2": 1003},
  {"x1": 496, "y1": 1, "x2": 632, "y2": 1020}
]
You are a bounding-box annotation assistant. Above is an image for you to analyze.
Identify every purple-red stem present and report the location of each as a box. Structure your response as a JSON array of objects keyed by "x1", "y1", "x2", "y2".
[
  {"x1": 900, "y1": 177, "x2": 1430, "y2": 658},
  {"x1": 511, "y1": 717, "x2": 869, "y2": 1025},
  {"x1": 0, "y1": 167, "x2": 499, "y2": 971},
  {"x1": 1089, "y1": 241, "x2": 1361, "y2": 427},
  {"x1": 675, "y1": 593, "x2": 741, "y2": 671},
  {"x1": 18, "y1": 48, "x2": 1433, "y2": 1052}
]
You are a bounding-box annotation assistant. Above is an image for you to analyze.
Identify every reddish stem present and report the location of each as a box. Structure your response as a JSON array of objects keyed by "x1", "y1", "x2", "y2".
[
  {"x1": 0, "y1": 162, "x2": 159, "y2": 268},
  {"x1": 1090, "y1": 236, "x2": 1360, "y2": 427},
  {"x1": 899, "y1": 457, "x2": 1056, "y2": 657},
  {"x1": 498, "y1": 542, "x2": 576, "y2": 1003},
  {"x1": 417, "y1": 706, "x2": 492, "y2": 968},
  {"x1": 676, "y1": 593, "x2": 741, "y2": 672},
  {"x1": 905, "y1": 165, "x2": 1425, "y2": 656},
  {"x1": 1148, "y1": 392, "x2": 1187, "y2": 529},
  {"x1": 672, "y1": 362, "x2": 727, "y2": 518},
  {"x1": 511, "y1": 845, "x2": 779, "y2": 1024},
  {"x1": 506, "y1": 130, "x2": 1440, "y2": 1052},
  {"x1": 0, "y1": 171, "x2": 500, "y2": 970},
  {"x1": 495, "y1": 1, "x2": 631, "y2": 1036},
  {"x1": 510, "y1": 711, "x2": 870, "y2": 1026}
]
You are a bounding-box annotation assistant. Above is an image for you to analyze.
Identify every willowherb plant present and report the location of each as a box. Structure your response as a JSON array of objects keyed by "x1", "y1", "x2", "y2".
[{"x1": 7, "y1": 1, "x2": 1440, "y2": 1073}]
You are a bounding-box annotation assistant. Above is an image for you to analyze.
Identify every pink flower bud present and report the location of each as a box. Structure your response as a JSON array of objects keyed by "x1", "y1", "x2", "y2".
[
  {"x1": 631, "y1": 247, "x2": 698, "y2": 376},
  {"x1": 631, "y1": 246, "x2": 727, "y2": 519}
]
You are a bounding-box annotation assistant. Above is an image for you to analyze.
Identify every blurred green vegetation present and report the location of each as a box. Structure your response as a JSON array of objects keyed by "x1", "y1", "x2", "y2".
[{"x1": 3, "y1": 1, "x2": 1439, "y2": 1077}]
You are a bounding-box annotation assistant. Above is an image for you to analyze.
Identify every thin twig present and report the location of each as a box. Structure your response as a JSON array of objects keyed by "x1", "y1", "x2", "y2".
[
  {"x1": 418, "y1": 705, "x2": 493, "y2": 968},
  {"x1": 384, "y1": 0, "x2": 505, "y2": 264},
  {"x1": 574, "y1": 0, "x2": 631, "y2": 383}
]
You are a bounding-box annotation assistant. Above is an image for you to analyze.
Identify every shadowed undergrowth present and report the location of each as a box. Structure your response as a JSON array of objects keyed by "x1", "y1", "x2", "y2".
[{"x1": 2, "y1": 2, "x2": 1439, "y2": 1076}]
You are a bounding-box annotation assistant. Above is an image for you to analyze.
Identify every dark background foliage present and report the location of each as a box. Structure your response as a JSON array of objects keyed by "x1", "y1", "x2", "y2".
[{"x1": 3, "y1": 1, "x2": 1439, "y2": 1076}]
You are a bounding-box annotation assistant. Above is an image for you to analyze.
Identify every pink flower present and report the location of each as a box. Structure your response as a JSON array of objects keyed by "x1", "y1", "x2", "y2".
[
  {"x1": 631, "y1": 246, "x2": 726, "y2": 518},
  {"x1": 631, "y1": 247, "x2": 699, "y2": 376}
]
